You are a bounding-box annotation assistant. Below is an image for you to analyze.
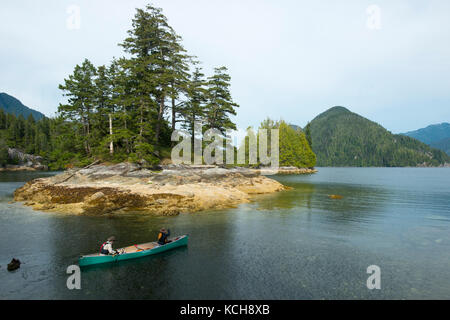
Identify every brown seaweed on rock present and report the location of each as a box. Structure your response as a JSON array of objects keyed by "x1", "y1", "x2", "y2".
[{"x1": 14, "y1": 163, "x2": 290, "y2": 216}]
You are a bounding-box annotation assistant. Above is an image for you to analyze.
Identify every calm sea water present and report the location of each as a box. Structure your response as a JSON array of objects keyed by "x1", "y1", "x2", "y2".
[{"x1": 0, "y1": 168, "x2": 449, "y2": 300}]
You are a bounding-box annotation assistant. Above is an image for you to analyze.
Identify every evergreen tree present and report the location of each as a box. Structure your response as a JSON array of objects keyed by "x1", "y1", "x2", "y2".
[
  {"x1": 24, "y1": 114, "x2": 36, "y2": 154},
  {"x1": 180, "y1": 66, "x2": 207, "y2": 151},
  {"x1": 0, "y1": 109, "x2": 6, "y2": 129},
  {"x1": 257, "y1": 119, "x2": 316, "y2": 168},
  {"x1": 0, "y1": 138, "x2": 9, "y2": 167},
  {"x1": 120, "y1": 4, "x2": 188, "y2": 149},
  {"x1": 109, "y1": 58, "x2": 135, "y2": 156},
  {"x1": 204, "y1": 66, "x2": 239, "y2": 134},
  {"x1": 278, "y1": 121, "x2": 316, "y2": 168},
  {"x1": 58, "y1": 59, "x2": 97, "y2": 155},
  {"x1": 168, "y1": 41, "x2": 191, "y2": 133},
  {"x1": 93, "y1": 65, "x2": 115, "y2": 155}
]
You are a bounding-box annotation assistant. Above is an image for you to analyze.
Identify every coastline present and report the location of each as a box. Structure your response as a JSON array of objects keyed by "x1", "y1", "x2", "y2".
[
  {"x1": 0, "y1": 166, "x2": 48, "y2": 172},
  {"x1": 13, "y1": 163, "x2": 315, "y2": 216}
]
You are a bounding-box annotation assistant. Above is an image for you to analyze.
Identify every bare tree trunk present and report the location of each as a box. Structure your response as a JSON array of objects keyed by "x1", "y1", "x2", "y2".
[
  {"x1": 81, "y1": 113, "x2": 90, "y2": 155},
  {"x1": 86, "y1": 107, "x2": 91, "y2": 154},
  {"x1": 155, "y1": 95, "x2": 165, "y2": 145},
  {"x1": 124, "y1": 116, "x2": 130, "y2": 154},
  {"x1": 171, "y1": 95, "x2": 176, "y2": 132},
  {"x1": 139, "y1": 100, "x2": 144, "y2": 138},
  {"x1": 191, "y1": 119, "x2": 195, "y2": 162},
  {"x1": 109, "y1": 113, "x2": 114, "y2": 155},
  {"x1": 171, "y1": 95, "x2": 177, "y2": 147}
]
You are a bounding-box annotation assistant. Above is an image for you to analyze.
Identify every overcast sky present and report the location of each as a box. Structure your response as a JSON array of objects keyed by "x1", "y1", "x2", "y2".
[{"x1": 1, "y1": 0, "x2": 449, "y2": 133}]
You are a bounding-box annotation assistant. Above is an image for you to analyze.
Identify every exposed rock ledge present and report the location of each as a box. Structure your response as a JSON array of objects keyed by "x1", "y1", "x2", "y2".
[
  {"x1": 14, "y1": 163, "x2": 289, "y2": 216},
  {"x1": 0, "y1": 148, "x2": 48, "y2": 171}
]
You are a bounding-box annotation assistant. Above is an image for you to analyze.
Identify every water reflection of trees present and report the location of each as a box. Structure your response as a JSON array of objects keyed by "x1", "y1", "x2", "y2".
[
  {"x1": 252, "y1": 181, "x2": 390, "y2": 223},
  {"x1": 252, "y1": 183, "x2": 317, "y2": 211}
]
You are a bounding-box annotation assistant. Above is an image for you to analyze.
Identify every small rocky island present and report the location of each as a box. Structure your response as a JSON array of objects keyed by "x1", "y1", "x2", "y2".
[{"x1": 14, "y1": 163, "x2": 315, "y2": 216}]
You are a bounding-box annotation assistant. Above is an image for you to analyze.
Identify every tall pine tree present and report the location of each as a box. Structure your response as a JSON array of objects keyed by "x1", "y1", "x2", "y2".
[
  {"x1": 204, "y1": 66, "x2": 239, "y2": 134},
  {"x1": 58, "y1": 59, "x2": 97, "y2": 155}
]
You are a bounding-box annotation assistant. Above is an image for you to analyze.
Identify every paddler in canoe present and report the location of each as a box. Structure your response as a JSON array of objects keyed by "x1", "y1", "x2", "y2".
[
  {"x1": 157, "y1": 228, "x2": 172, "y2": 245},
  {"x1": 100, "y1": 230, "x2": 170, "y2": 256},
  {"x1": 100, "y1": 236, "x2": 119, "y2": 255},
  {"x1": 79, "y1": 233, "x2": 189, "y2": 267}
]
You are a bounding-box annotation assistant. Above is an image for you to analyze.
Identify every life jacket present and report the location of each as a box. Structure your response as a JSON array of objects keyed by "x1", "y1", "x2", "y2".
[{"x1": 158, "y1": 232, "x2": 167, "y2": 245}]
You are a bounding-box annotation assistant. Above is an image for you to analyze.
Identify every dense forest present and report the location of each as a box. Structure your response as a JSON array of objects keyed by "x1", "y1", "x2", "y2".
[
  {"x1": 237, "y1": 120, "x2": 316, "y2": 168},
  {"x1": 309, "y1": 107, "x2": 450, "y2": 167},
  {"x1": 259, "y1": 120, "x2": 316, "y2": 168},
  {"x1": 0, "y1": 110, "x2": 52, "y2": 166},
  {"x1": 0, "y1": 4, "x2": 315, "y2": 170}
]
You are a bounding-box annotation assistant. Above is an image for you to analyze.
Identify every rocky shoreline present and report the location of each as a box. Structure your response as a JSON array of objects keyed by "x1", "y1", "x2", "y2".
[
  {"x1": 0, "y1": 166, "x2": 38, "y2": 172},
  {"x1": 13, "y1": 163, "x2": 315, "y2": 216},
  {"x1": 0, "y1": 148, "x2": 48, "y2": 172},
  {"x1": 262, "y1": 166, "x2": 318, "y2": 175}
]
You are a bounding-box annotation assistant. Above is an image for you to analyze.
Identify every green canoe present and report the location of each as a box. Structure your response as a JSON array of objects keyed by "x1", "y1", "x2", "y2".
[{"x1": 79, "y1": 235, "x2": 189, "y2": 267}]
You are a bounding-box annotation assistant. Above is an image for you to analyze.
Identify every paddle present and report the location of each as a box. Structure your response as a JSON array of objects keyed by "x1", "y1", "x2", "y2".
[{"x1": 134, "y1": 245, "x2": 145, "y2": 252}]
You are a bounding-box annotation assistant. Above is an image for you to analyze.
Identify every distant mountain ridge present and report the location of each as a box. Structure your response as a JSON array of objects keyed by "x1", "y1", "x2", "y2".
[
  {"x1": 0, "y1": 93, "x2": 45, "y2": 120},
  {"x1": 402, "y1": 123, "x2": 450, "y2": 155},
  {"x1": 307, "y1": 106, "x2": 449, "y2": 167},
  {"x1": 430, "y1": 138, "x2": 450, "y2": 155}
]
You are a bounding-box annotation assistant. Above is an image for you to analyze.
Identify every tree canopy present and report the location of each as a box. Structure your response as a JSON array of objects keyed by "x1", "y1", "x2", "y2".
[{"x1": 53, "y1": 4, "x2": 239, "y2": 167}]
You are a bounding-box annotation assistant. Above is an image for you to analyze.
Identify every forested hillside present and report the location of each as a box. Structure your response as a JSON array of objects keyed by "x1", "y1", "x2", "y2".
[
  {"x1": 309, "y1": 107, "x2": 450, "y2": 167},
  {"x1": 431, "y1": 138, "x2": 450, "y2": 155},
  {"x1": 402, "y1": 123, "x2": 450, "y2": 145},
  {"x1": 402, "y1": 123, "x2": 450, "y2": 155},
  {"x1": 0, "y1": 108, "x2": 75, "y2": 168},
  {"x1": 0, "y1": 93, "x2": 45, "y2": 120}
]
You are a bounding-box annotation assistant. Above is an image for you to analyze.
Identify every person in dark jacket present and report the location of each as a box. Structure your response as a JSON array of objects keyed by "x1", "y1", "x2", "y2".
[{"x1": 157, "y1": 228, "x2": 171, "y2": 245}]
